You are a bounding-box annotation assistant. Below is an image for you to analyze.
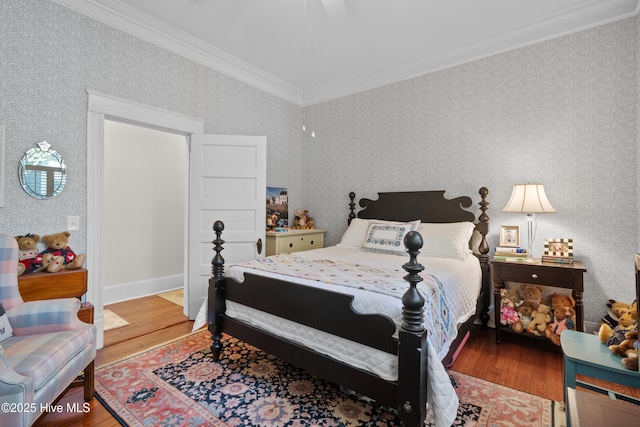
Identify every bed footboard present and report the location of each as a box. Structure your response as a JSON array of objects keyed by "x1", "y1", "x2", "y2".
[{"x1": 207, "y1": 221, "x2": 430, "y2": 427}]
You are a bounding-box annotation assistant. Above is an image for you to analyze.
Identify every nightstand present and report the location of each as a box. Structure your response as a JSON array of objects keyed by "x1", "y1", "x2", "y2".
[
  {"x1": 266, "y1": 229, "x2": 326, "y2": 255},
  {"x1": 18, "y1": 268, "x2": 94, "y2": 324},
  {"x1": 492, "y1": 259, "x2": 586, "y2": 345}
]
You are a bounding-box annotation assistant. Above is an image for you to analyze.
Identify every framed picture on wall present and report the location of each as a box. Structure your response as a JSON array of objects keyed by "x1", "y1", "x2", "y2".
[{"x1": 499, "y1": 225, "x2": 520, "y2": 247}]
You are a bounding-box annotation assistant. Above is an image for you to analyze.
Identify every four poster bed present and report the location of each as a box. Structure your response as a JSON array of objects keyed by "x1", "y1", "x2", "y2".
[{"x1": 205, "y1": 187, "x2": 491, "y2": 426}]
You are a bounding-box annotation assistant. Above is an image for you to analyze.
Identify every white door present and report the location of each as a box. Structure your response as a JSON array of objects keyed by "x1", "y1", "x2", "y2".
[{"x1": 187, "y1": 134, "x2": 266, "y2": 318}]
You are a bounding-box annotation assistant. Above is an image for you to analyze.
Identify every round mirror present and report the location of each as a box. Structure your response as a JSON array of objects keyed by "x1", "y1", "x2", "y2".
[{"x1": 19, "y1": 141, "x2": 67, "y2": 199}]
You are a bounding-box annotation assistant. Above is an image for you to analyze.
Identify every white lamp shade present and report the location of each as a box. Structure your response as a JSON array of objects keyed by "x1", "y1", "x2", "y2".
[{"x1": 503, "y1": 184, "x2": 556, "y2": 213}]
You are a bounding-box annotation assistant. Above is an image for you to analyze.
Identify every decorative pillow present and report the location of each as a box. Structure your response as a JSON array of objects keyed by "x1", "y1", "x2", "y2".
[
  {"x1": 362, "y1": 220, "x2": 420, "y2": 255},
  {"x1": 418, "y1": 221, "x2": 475, "y2": 261},
  {"x1": 0, "y1": 301, "x2": 13, "y2": 343}
]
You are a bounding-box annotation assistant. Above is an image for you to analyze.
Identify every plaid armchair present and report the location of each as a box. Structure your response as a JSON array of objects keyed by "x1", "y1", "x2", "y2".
[{"x1": 0, "y1": 234, "x2": 96, "y2": 427}]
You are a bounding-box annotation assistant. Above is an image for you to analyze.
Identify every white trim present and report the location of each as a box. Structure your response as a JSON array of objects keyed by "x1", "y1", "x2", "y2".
[
  {"x1": 304, "y1": 0, "x2": 640, "y2": 105},
  {"x1": 54, "y1": 0, "x2": 301, "y2": 105},
  {"x1": 103, "y1": 274, "x2": 184, "y2": 305},
  {"x1": 87, "y1": 90, "x2": 204, "y2": 349},
  {"x1": 86, "y1": 90, "x2": 204, "y2": 133},
  {"x1": 55, "y1": 0, "x2": 638, "y2": 106}
]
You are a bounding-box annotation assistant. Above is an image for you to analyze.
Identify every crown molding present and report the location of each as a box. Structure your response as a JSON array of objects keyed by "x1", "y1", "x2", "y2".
[
  {"x1": 52, "y1": 0, "x2": 304, "y2": 105},
  {"x1": 53, "y1": 0, "x2": 638, "y2": 107},
  {"x1": 304, "y1": 0, "x2": 640, "y2": 105}
]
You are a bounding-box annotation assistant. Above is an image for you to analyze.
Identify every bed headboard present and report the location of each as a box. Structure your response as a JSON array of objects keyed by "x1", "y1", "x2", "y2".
[
  {"x1": 354, "y1": 190, "x2": 475, "y2": 223},
  {"x1": 348, "y1": 187, "x2": 490, "y2": 258}
]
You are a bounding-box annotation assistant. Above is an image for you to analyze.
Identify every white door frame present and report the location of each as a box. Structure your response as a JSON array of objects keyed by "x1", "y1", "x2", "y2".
[{"x1": 87, "y1": 90, "x2": 204, "y2": 348}]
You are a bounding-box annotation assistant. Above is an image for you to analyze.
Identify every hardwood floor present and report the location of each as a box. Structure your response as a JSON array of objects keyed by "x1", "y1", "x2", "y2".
[
  {"x1": 36, "y1": 296, "x2": 637, "y2": 426},
  {"x1": 38, "y1": 294, "x2": 194, "y2": 427}
]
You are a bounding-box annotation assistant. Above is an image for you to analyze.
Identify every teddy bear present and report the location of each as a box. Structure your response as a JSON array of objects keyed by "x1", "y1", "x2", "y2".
[
  {"x1": 15, "y1": 234, "x2": 41, "y2": 276},
  {"x1": 32, "y1": 231, "x2": 86, "y2": 273},
  {"x1": 512, "y1": 301, "x2": 536, "y2": 333},
  {"x1": 609, "y1": 330, "x2": 638, "y2": 357},
  {"x1": 601, "y1": 299, "x2": 633, "y2": 328},
  {"x1": 545, "y1": 306, "x2": 576, "y2": 346},
  {"x1": 527, "y1": 303, "x2": 552, "y2": 335},
  {"x1": 598, "y1": 312, "x2": 636, "y2": 347},
  {"x1": 548, "y1": 293, "x2": 577, "y2": 324},
  {"x1": 630, "y1": 300, "x2": 638, "y2": 322},
  {"x1": 548, "y1": 293, "x2": 576, "y2": 311},
  {"x1": 292, "y1": 210, "x2": 315, "y2": 229},
  {"x1": 521, "y1": 285, "x2": 543, "y2": 310},
  {"x1": 610, "y1": 330, "x2": 638, "y2": 371},
  {"x1": 623, "y1": 352, "x2": 638, "y2": 371}
]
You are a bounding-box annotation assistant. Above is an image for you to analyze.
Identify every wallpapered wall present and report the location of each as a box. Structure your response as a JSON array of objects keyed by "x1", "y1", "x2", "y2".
[
  {"x1": 297, "y1": 18, "x2": 638, "y2": 326},
  {"x1": 1, "y1": 1, "x2": 638, "y2": 326},
  {"x1": 0, "y1": 0, "x2": 304, "y2": 250}
]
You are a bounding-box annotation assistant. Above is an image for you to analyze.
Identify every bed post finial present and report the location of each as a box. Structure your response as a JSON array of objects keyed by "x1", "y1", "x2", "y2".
[
  {"x1": 401, "y1": 231, "x2": 425, "y2": 332},
  {"x1": 398, "y1": 230, "x2": 428, "y2": 427},
  {"x1": 210, "y1": 220, "x2": 226, "y2": 360},
  {"x1": 477, "y1": 187, "x2": 491, "y2": 327},
  {"x1": 348, "y1": 192, "x2": 356, "y2": 225},
  {"x1": 212, "y1": 220, "x2": 225, "y2": 280}
]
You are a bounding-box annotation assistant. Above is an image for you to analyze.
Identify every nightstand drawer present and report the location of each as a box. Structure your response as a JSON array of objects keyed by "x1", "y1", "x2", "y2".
[
  {"x1": 266, "y1": 229, "x2": 326, "y2": 255},
  {"x1": 497, "y1": 264, "x2": 575, "y2": 287},
  {"x1": 275, "y1": 233, "x2": 323, "y2": 253}
]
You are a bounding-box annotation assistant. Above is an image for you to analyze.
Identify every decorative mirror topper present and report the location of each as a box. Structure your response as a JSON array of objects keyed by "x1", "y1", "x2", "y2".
[{"x1": 19, "y1": 141, "x2": 67, "y2": 199}]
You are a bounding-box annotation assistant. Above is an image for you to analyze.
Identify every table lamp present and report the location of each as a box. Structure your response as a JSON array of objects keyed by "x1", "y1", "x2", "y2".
[{"x1": 502, "y1": 184, "x2": 556, "y2": 261}]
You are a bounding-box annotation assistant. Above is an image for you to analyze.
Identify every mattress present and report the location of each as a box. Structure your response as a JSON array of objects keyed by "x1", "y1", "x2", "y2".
[
  {"x1": 194, "y1": 245, "x2": 481, "y2": 426},
  {"x1": 223, "y1": 245, "x2": 481, "y2": 378}
]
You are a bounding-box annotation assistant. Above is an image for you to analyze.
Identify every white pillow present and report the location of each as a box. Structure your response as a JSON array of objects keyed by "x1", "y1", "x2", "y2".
[
  {"x1": 338, "y1": 218, "x2": 373, "y2": 248},
  {"x1": 418, "y1": 222, "x2": 475, "y2": 261},
  {"x1": 362, "y1": 220, "x2": 421, "y2": 255},
  {"x1": 0, "y1": 302, "x2": 13, "y2": 343}
]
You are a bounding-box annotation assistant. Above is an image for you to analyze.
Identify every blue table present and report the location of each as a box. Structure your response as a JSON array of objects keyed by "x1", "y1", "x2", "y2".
[{"x1": 561, "y1": 330, "x2": 640, "y2": 426}]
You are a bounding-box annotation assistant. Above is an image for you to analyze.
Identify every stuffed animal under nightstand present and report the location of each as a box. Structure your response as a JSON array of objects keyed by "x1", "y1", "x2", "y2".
[
  {"x1": 545, "y1": 306, "x2": 576, "y2": 346},
  {"x1": 527, "y1": 303, "x2": 552, "y2": 335}
]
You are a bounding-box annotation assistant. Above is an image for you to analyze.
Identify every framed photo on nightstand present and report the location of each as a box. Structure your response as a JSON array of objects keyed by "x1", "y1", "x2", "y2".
[
  {"x1": 499, "y1": 225, "x2": 520, "y2": 247},
  {"x1": 544, "y1": 238, "x2": 573, "y2": 259}
]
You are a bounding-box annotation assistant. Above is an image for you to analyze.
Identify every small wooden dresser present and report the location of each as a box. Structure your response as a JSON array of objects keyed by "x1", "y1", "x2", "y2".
[
  {"x1": 266, "y1": 229, "x2": 326, "y2": 255},
  {"x1": 17, "y1": 268, "x2": 94, "y2": 324}
]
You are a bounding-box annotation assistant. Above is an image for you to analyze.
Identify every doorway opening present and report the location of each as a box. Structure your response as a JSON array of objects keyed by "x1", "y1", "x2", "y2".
[
  {"x1": 102, "y1": 120, "x2": 187, "y2": 305},
  {"x1": 87, "y1": 90, "x2": 205, "y2": 349}
]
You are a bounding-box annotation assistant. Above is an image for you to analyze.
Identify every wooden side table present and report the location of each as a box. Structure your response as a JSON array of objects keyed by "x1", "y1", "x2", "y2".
[
  {"x1": 492, "y1": 259, "x2": 586, "y2": 344},
  {"x1": 266, "y1": 229, "x2": 326, "y2": 256},
  {"x1": 18, "y1": 268, "x2": 94, "y2": 324}
]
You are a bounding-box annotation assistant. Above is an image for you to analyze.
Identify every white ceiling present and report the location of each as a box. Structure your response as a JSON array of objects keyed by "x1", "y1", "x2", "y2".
[{"x1": 54, "y1": 0, "x2": 639, "y2": 105}]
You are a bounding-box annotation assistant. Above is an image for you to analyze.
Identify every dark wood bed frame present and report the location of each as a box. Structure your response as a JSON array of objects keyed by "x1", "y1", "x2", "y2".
[{"x1": 207, "y1": 187, "x2": 490, "y2": 427}]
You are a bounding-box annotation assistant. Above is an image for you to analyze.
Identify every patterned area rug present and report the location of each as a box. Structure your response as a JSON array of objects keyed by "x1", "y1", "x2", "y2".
[
  {"x1": 157, "y1": 288, "x2": 184, "y2": 307},
  {"x1": 103, "y1": 309, "x2": 129, "y2": 331},
  {"x1": 95, "y1": 330, "x2": 565, "y2": 426}
]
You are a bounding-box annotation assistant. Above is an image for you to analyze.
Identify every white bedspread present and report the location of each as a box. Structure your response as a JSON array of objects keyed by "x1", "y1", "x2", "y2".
[{"x1": 194, "y1": 245, "x2": 481, "y2": 427}]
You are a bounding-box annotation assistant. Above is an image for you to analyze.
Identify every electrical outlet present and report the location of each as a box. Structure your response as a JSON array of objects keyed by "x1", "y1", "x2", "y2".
[{"x1": 68, "y1": 216, "x2": 80, "y2": 230}]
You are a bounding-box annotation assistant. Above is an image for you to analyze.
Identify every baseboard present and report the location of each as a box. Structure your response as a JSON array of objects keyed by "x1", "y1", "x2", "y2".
[{"x1": 104, "y1": 274, "x2": 184, "y2": 305}]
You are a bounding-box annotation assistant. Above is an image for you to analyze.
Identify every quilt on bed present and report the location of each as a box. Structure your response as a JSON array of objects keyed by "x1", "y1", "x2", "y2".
[{"x1": 238, "y1": 254, "x2": 457, "y2": 353}]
